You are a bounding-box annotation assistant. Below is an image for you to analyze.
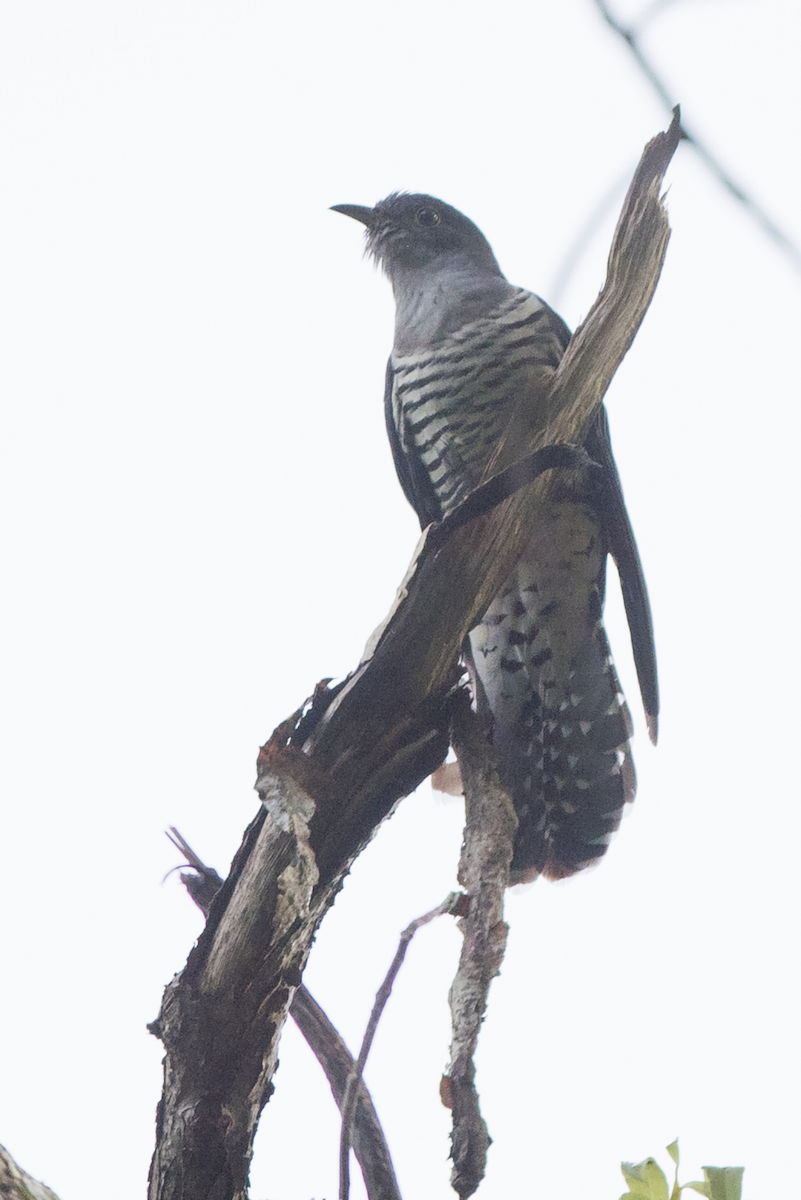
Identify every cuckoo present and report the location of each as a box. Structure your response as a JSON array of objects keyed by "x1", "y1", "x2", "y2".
[{"x1": 333, "y1": 193, "x2": 658, "y2": 882}]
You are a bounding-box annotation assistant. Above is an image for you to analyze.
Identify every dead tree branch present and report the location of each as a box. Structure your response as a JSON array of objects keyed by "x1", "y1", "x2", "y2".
[
  {"x1": 594, "y1": 0, "x2": 801, "y2": 276},
  {"x1": 442, "y1": 696, "x2": 518, "y2": 1199},
  {"x1": 165, "y1": 829, "x2": 402, "y2": 1200},
  {"x1": 147, "y1": 113, "x2": 679, "y2": 1200}
]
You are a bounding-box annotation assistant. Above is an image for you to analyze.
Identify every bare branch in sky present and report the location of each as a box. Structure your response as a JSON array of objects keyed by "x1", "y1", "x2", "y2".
[
  {"x1": 338, "y1": 895, "x2": 463, "y2": 1200},
  {"x1": 594, "y1": 0, "x2": 801, "y2": 277}
]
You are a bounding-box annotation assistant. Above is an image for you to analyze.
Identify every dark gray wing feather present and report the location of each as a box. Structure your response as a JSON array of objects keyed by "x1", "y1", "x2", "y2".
[
  {"x1": 383, "y1": 356, "x2": 441, "y2": 529},
  {"x1": 586, "y1": 405, "x2": 659, "y2": 742}
]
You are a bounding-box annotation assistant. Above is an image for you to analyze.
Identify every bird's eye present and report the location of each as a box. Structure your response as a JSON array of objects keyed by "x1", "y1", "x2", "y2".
[{"x1": 416, "y1": 208, "x2": 441, "y2": 227}]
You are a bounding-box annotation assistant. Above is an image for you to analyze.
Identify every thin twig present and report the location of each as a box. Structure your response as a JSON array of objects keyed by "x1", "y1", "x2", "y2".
[
  {"x1": 631, "y1": 0, "x2": 685, "y2": 32},
  {"x1": 292, "y1": 985, "x2": 403, "y2": 1200},
  {"x1": 594, "y1": 0, "x2": 801, "y2": 275},
  {"x1": 165, "y1": 826, "x2": 224, "y2": 916},
  {"x1": 339, "y1": 893, "x2": 466, "y2": 1200}
]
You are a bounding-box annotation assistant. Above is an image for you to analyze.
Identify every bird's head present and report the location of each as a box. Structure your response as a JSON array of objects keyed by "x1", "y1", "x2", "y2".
[{"x1": 331, "y1": 192, "x2": 503, "y2": 281}]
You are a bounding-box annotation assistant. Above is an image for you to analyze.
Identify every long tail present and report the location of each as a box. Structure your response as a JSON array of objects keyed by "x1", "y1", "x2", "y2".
[{"x1": 466, "y1": 502, "x2": 635, "y2": 882}]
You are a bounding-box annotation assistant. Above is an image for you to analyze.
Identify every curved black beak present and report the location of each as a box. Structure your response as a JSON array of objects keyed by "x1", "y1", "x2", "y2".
[{"x1": 330, "y1": 204, "x2": 374, "y2": 226}]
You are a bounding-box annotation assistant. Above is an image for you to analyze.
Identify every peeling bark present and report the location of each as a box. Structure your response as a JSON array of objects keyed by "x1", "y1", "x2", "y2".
[
  {"x1": 443, "y1": 696, "x2": 518, "y2": 1199},
  {"x1": 148, "y1": 772, "x2": 318, "y2": 1200},
  {"x1": 165, "y1": 831, "x2": 403, "y2": 1200}
]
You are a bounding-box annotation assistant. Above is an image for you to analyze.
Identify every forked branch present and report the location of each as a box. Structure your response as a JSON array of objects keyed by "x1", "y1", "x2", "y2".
[{"x1": 147, "y1": 113, "x2": 679, "y2": 1200}]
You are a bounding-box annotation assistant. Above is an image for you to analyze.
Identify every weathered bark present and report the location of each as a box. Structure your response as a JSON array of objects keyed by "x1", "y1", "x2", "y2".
[
  {"x1": 148, "y1": 112, "x2": 680, "y2": 1200},
  {"x1": 148, "y1": 785, "x2": 316, "y2": 1200},
  {"x1": 165, "y1": 829, "x2": 403, "y2": 1200},
  {"x1": 442, "y1": 696, "x2": 518, "y2": 1199}
]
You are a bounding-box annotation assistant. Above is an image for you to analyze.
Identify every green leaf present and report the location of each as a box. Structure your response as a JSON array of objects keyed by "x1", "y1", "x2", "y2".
[
  {"x1": 700, "y1": 1166, "x2": 744, "y2": 1200},
  {"x1": 683, "y1": 1183, "x2": 710, "y2": 1198},
  {"x1": 620, "y1": 1157, "x2": 670, "y2": 1200},
  {"x1": 666, "y1": 1140, "x2": 680, "y2": 1200}
]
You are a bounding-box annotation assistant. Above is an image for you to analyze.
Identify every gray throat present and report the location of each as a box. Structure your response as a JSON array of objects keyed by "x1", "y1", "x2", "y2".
[{"x1": 390, "y1": 257, "x2": 515, "y2": 355}]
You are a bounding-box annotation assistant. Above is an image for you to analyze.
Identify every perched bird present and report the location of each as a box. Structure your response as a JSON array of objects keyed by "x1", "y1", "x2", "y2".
[{"x1": 333, "y1": 194, "x2": 658, "y2": 882}]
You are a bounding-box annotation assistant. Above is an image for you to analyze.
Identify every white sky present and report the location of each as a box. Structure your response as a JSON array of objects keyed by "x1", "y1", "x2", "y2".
[{"x1": 1, "y1": 2, "x2": 799, "y2": 1199}]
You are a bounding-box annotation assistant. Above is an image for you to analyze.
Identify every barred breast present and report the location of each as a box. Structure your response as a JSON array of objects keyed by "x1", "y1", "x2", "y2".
[
  {"x1": 390, "y1": 288, "x2": 636, "y2": 881},
  {"x1": 390, "y1": 289, "x2": 565, "y2": 515}
]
